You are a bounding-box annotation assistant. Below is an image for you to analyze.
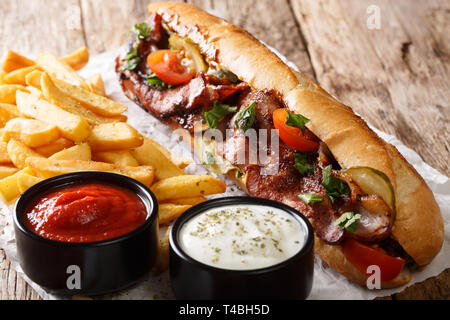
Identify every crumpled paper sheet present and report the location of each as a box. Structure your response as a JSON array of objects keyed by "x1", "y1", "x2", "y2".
[{"x1": 0, "y1": 47, "x2": 448, "y2": 300}]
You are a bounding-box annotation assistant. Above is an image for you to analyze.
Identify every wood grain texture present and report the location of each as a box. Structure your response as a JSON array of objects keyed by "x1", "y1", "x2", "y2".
[
  {"x1": 290, "y1": 0, "x2": 450, "y2": 176},
  {"x1": 0, "y1": 0, "x2": 448, "y2": 300},
  {"x1": 0, "y1": 0, "x2": 86, "y2": 57}
]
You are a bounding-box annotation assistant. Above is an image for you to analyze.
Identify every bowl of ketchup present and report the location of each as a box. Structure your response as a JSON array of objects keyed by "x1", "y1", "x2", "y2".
[{"x1": 13, "y1": 171, "x2": 159, "y2": 296}]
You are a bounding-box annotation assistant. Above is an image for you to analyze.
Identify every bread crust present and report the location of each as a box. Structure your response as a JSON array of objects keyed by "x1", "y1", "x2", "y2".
[{"x1": 147, "y1": 2, "x2": 444, "y2": 284}]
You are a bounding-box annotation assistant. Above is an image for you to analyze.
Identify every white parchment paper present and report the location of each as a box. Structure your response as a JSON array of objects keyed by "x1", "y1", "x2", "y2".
[{"x1": 0, "y1": 47, "x2": 448, "y2": 300}]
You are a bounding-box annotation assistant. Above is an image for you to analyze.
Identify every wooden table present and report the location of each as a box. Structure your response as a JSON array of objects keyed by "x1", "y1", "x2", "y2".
[{"x1": 1, "y1": 0, "x2": 448, "y2": 300}]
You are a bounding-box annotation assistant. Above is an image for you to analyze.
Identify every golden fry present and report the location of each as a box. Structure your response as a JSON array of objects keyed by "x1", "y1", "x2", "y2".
[
  {"x1": 88, "y1": 122, "x2": 143, "y2": 151},
  {"x1": 2, "y1": 65, "x2": 39, "y2": 86},
  {"x1": 92, "y1": 150, "x2": 138, "y2": 167},
  {"x1": 0, "y1": 167, "x2": 33, "y2": 204},
  {"x1": 3, "y1": 118, "x2": 60, "y2": 147},
  {"x1": 0, "y1": 103, "x2": 21, "y2": 127},
  {"x1": 52, "y1": 78, "x2": 127, "y2": 116},
  {"x1": 131, "y1": 137, "x2": 185, "y2": 180},
  {"x1": 1, "y1": 50, "x2": 35, "y2": 73},
  {"x1": 59, "y1": 47, "x2": 89, "y2": 71},
  {"x1": 41, "y1": 72, "x2": 122, "y2": 125},
  {"x1": 0, "y1": 85, "x2": 29, "y2": 104},
  {"x1": 26, "y1": 157, "x2": 154, "y2": 187},
  {"x1": 17, "y1": 173, "x2": 43, "y2": 193},
  {"x1": 158, "y1": 203, "x2": 192, "y2": 224},
  {"x1": 33, "y1": 137, "x2": 74, "y2": 157},
  {"x1": 36, "y1": 52, "x2": 89, "y2": 90},
  {"x1": 16, "y1": 91, "x2": 91, "y2": 142},
  {"x1": 7, "y1": 139, "x2": 44, "y2": 169},
  {"x1": 151, "y1": 175, "x2": 226, "y2": 201},
  {"x1": 49, "y1": 143, "x2": 91, "y2": 161},
  {"x1": 0, "y1": 166, "x2": 18, "y2": 179},
  {"x1": 86, "y1": 74, "x2": 105, "y2": 96}
]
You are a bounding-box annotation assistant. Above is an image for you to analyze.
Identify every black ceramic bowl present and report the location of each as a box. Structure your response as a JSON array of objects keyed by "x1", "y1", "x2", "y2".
[
  {"x1": 169, "y1": 196, "x2": 314, "y2": 300},
  {"x1": 13, "y1": 171, "x2": 159, "y2": 296}
]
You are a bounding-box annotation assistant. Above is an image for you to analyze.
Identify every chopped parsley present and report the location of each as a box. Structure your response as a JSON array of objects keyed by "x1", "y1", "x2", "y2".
[
  {"x1": 333, "y1": 212, "x2": 361, "y2": 232},
  {"x1": 293, "y1": 151, "x2": 315, "y2": 175},
  {"x1": 234, "y1": 101, "x2": 256, "y2": 133},
  {"x1": 204, "y1": 101, "x2": 238, "y2": 129},
  {"x1": 146, "y1": 72, "x2": 176, "y2": 90},
  {"x1": 284, "y1": 110, "x2": 309, "y2": 134},
  {"x1": 322, "y1": 165, "x2": 350, "y2": 202},
  {"x1": 119, "y1": 22, "x2": 151, "y2": 72},
  {"x1": 202, "y1": 151, "x2": 216, "y2": 165},
  {"x1": 298, "y1": 193, "x2": 323, "y2": 205}
]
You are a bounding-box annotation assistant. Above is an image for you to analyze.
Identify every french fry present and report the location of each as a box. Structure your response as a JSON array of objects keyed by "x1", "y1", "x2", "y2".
[
  {"x1": 0, "y1": 166, "x2": 18, "y2": 179},
  {"x1": 7, "y1": 139, "x2": 44, "y2": 169},
  {"x1": 162, "y1": 196, "x2": 207, "y2": 206},
  {"x1": 155, "y1": 226, "x2": 170, "y2": 272},
  {"x1": 36, "y1": 52, "x2": 89, "y2": 90},
  {"x1": 0, "y1": 167, "x2": 33, "y2": 204},
  {"x1": 16, "y1": 91, "x2": 91, "y2": 142},
  {"x1": 0, "y1": 84, "x2": 29, "y2": 104},
  {"x1": 26, "y1": 157, "x2": 154, "y2": 187},
  {"x1": 92, "y1": 150, "x2": 138, "y2": 166},
  {"x1": 40, "y1": 72, "x2": 123, "y2": 125},
  {"x1": 0, "y1": 103, "x2": 21, "y2": 127},
  {"x1": 158, "y1": 203, "x2": 192, "y2": 224},
  {"x1": 52, "y1": 78, "x2": 127, "y2": 116},
  {"x1": 59, "y1": 47, "x2": 89, "y2": 71},
  {"x1": 33, "y1": 137, "x2": 74, "y2": 157},
  {"x1": 0, "y1": 71, "x2": 6, "y2": 84},
  {"x1": 49, "y1": 143, "x2": 91, "y2": 161},
  {"x1": 88, "y1": 122, "x2": 143, "y2": 151},
  {"x1": 17, "y1": 173, "x2": 43, "y2": 193},
  {"x1": 151, "y1": 175, "x2": 226, "y2": 201},
  {"x1": 2, "y1": 65, "x2": 39, "y2": 86},
  {"x1": 1, "y1": 50, "x2": 35, "y2": 73},
  {"x1": 25, "y1": 70, "x2": 43, "y2": 89},
  {"x1": 86, "y1": 74, "x2": 105, "y2": 96},
  {"x1": 0, "y1": 142, "x2": 12, "y2": 164},
  {"x1": 3, "y1": 118, "x2": 60, "y2": 147},
  {"x1": 131, "y1": 137, "x2": 185, "y2": 180}
]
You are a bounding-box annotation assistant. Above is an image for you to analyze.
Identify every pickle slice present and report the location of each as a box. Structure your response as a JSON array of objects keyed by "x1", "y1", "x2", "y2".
[
  {"x1": 168, "y1": 34, "x2": 208, "y2": 73},
  {"x1": 343, "y1": 167, "x2": 395, "y2": 212}
]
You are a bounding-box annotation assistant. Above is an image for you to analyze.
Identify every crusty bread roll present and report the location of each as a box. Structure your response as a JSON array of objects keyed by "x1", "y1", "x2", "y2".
[{"x1": 147, "y1": 2, "x2": 444, "y2": 287}]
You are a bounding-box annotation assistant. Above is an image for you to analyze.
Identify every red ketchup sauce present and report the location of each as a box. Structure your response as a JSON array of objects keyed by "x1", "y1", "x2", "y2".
[{"x1": 24, "y1": 183, "x2": 147, "y2": 243}]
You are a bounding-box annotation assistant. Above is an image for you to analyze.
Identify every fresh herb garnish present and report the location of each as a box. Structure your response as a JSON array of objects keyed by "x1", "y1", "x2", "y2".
[
  {"x1": 298, "y1": 193, "x2": 323, "y2": 205},
  {"x1": 293, "y1": 151, "x2": 315, "y2": 175},
  {"x1": 119, "y1": 22, "x2": 151, "y2": 72},
  {"x1": 234, "y1": 101, "x2": 256, "y2": 133},
  {"x1": 285, "y1": 110, "x2": 310, "y2": 134},
  {"x1": 235, "y1": 170, "x2": 243, "y2": 179},
  {"x1": 131, "y1": 22, "x2": 151, "y2": 40},
  {"x1": 204, "y1": 101, "x2": 238, "y2": 129},
  {"x1": 202, "y1": 151, "x2": 216, "y2": 165},
  {"x1": 146, "y1": 72, "x2": 175, "y2": 90},
  {"x1": 333, "y1": 212, "x2": 361, "y2": 232},
  {"x1": 322, "y1": 165, "x2": 350, "y2": 203}
]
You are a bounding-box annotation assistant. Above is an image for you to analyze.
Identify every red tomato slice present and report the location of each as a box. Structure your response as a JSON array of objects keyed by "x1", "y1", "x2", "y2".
[
  {"x1": 146, "y1": 49, "x2": 194, "y2": 85},
  {"x1": 272, "y1": 108, "x2": 319, "y2": 151},
  {"x1": 343, "y1": 238, "x2": 405, "y2": 282}
]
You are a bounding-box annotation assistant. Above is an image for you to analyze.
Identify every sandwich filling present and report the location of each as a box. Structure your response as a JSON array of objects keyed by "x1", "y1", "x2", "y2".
[{"x1": 116, "y1": 14, "x2": 415, "y2": 280}]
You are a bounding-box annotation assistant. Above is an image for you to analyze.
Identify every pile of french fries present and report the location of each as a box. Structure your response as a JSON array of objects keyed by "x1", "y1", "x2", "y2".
[{"x1": 0, "y1": 47, "x2": 227, "y2": 270}]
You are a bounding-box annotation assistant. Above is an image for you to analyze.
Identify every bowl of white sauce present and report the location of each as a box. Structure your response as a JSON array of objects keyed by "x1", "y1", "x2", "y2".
[{"x1": 169, "y1": 197, "x2": 314, "y2": 299}]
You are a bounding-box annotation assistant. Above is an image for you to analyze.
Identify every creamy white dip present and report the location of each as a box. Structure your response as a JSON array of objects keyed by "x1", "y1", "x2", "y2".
[{"x1": 179, "y1": 204, "x2": 305, "y2": 270}]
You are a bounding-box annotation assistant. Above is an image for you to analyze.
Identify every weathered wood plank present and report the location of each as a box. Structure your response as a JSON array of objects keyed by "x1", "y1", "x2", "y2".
[
  {"x1": 188, "y1": 0, "x2": 315, "y2": 79},
  {"x1": 290, "y1": 0, "x2": 450, "y2": 299},
  {"x1": 0, "y1": 0, "x2": 86, "y2": 57},
  {"x1": 79, "y1": 0, "x2": 183, "y2": 55},
  {"x1": 290, "y1": 0, "x2": 449, "y2": 176}
]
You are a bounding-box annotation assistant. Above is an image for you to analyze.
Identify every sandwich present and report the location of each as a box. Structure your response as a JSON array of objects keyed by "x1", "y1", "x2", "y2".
[{"x1": 115, "y1": 2, "x2": 444, "y2": 288}]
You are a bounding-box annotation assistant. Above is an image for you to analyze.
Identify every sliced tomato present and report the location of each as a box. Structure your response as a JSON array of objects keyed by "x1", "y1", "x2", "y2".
[
  {"x1": 272, "y1": 108, "x2": 319, "y2": 151},
  {"x1": 146, "y1": 49, "x2": 194, "y2": 85},
  {"x1": 343, "y1": 238, "x2": 405, "y2": 282}
]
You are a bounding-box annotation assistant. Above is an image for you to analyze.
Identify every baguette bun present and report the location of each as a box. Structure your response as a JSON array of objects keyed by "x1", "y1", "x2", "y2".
[{"x1": 148, "y1": 2, "x2": 444, "y2": 287}]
